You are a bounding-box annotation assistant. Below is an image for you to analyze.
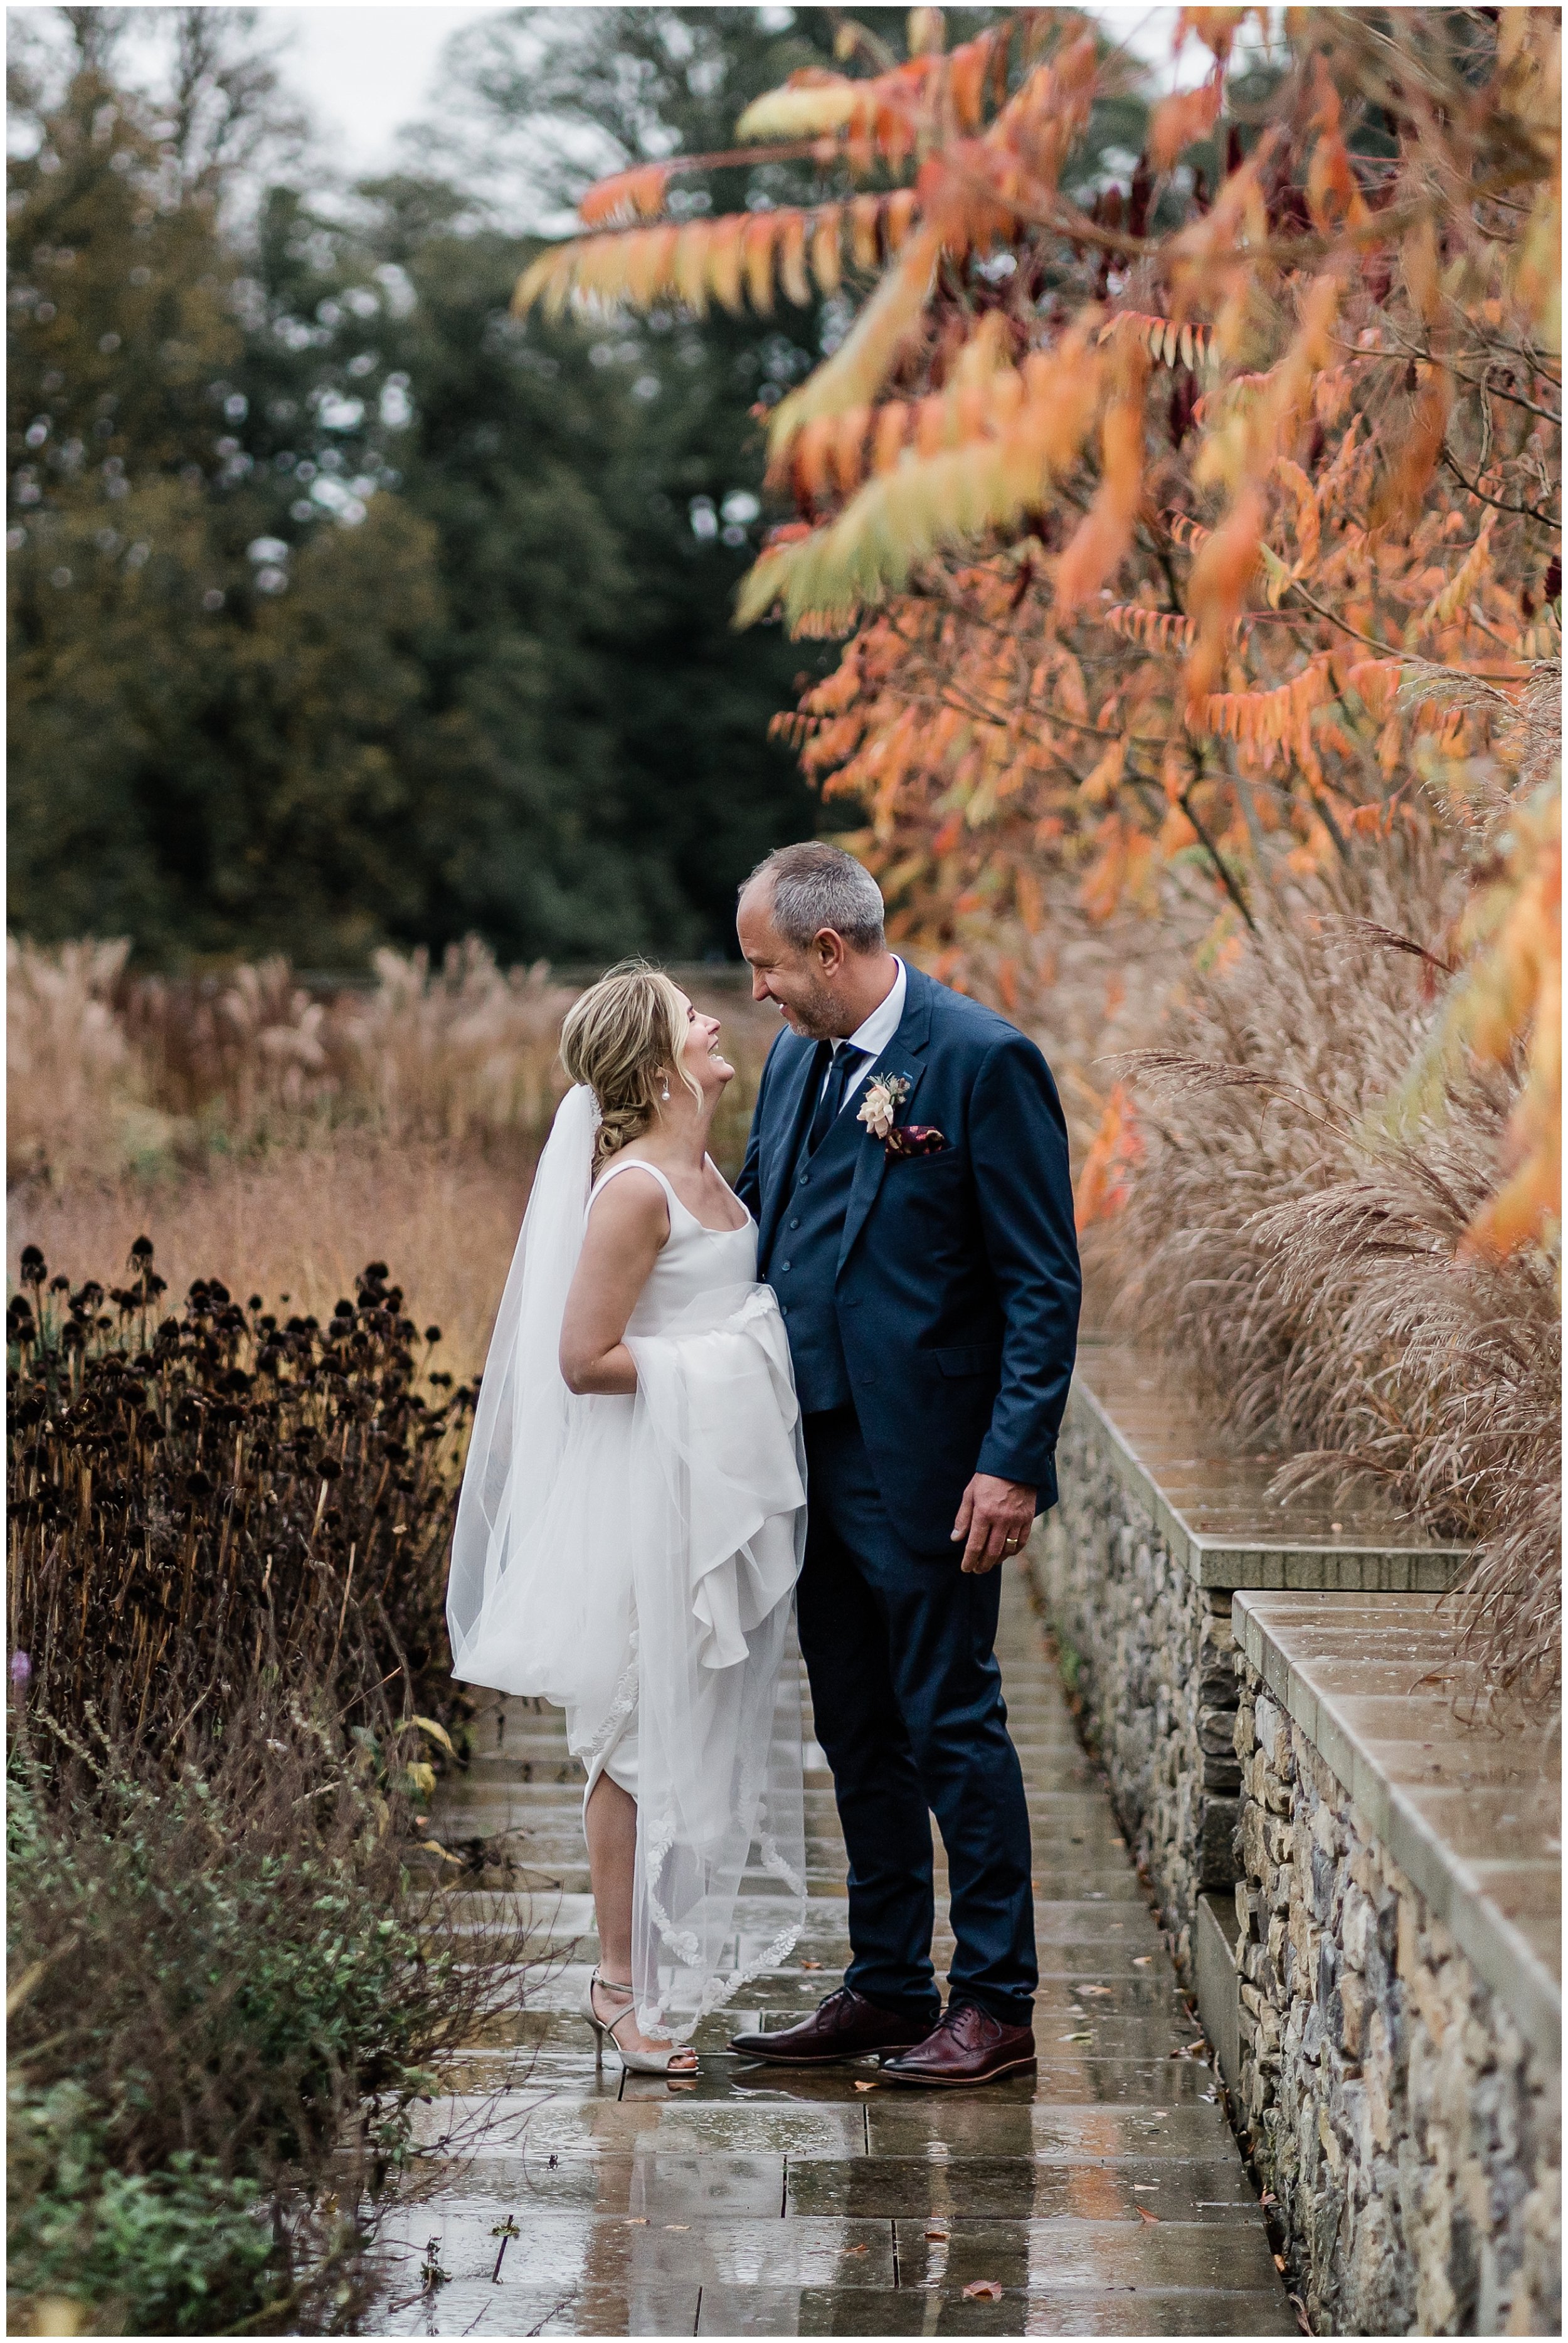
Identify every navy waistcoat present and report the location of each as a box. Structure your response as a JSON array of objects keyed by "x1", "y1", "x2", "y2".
[{"x1": 770, "y1": 1103, "x2": 863, "y2": 1414}]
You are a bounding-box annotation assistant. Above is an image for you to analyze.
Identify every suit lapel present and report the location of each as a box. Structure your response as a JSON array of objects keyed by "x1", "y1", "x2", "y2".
[
  {"x1": 758, "y1": 1038, "x2": 821, "y2": 1262},
  {"x1": 836, "y1": 968, "x2": 935, "y2": 1274}
]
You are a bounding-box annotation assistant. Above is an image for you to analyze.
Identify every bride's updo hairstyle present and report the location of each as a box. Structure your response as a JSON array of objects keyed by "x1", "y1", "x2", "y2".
[{"x1": 560, "y1": 960, "x2": 700, "y2": 1173}]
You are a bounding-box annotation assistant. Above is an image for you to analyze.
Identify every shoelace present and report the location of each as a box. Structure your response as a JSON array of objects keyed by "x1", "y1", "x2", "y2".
[{"x1": 932, "y1": 2002, "x2": 1001, "y2": 2044}]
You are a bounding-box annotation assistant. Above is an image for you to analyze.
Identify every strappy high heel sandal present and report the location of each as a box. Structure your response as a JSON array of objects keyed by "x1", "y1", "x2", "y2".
[{"x1": 581, "y1": 1969, "x2": 699, "y2": 2077}]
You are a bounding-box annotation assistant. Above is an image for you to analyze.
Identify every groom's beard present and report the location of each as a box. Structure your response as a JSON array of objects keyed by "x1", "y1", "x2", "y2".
[{"x1": 776, "y1": 972, "x2": 850, "y2": 1040}]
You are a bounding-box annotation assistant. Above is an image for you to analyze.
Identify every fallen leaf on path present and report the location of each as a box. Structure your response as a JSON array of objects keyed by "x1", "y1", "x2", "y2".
[
  {"x1": 1131, "y1": 1955, "x2": 1152, "y2": 1967},
  {"x1": 963, "y1": 2280, "x2": 1004, "y2": 2301},
  {"x1": 1274, "y1": 2255, "x2": 1288, "y2": 2272},
  {"x1": 801, "y1": 1960, "x2": 822, "y2": 1970},
  {"x1": 1059, "y1": 2031, "x2": 1094, "y2": 2043},
  {"x1": 1136, "y1": 2206, "x2": 1161, "y2": 2224},
  {"x1": 418, "y1": 1839, "x2": 463, "y2": 1863},
  {"x1": 664, "y1": 2224, "x2": 689, "y2": 2231},
  {"x1": 924, "y1": 2229, "x2": 948, "y2": 2241},
  {"x1": 1290, "y1": 2293, "x2": 1311, "y2": 2334},
  {"x1": 844, "y1": 2244, "x2": 869, "y2": 2256},
  {"x1": 1078, "y1": 1984, "x2": 1113, "y2": 1997},
  {"x1": 853, "y1": 2078, "x2": 879, "y2": 2091}
]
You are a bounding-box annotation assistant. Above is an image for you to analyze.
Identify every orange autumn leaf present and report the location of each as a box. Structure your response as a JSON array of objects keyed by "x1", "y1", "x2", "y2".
[
  {"x1": 1184, "y1": 487, "x2": 1264, "y2": 707},
  {"x1": 1074, "y1": 1082, "x2": 1144, "y2": 1228},
  {"x1": 1149, "y1": 71, "x2": 1224, "y2": 170},
  {"x1": 1461, "y1": 781, "x2": 1562, "y2": 1257},
  {"x1": 1055, "y1": 368, "x2": 1146, "y2": 619},
  {"x1": 1375, "y1": 364, "x2": 1454, "y2": 529},
  {"x1": 1179, "y1": 6, "x2": 1251, "y2": 63},
  {"x1": 578, "y1": 162, "x2": 672, "y2": 229}
]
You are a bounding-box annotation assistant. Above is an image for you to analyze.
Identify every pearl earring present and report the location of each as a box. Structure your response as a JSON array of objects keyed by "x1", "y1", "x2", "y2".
[{"x1": 660, "y1": 1078, "x2": 671, "y2": 1103}]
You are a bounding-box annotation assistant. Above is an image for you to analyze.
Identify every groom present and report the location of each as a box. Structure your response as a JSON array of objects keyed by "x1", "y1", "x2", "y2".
[{"x1": 731, "y1": 843, "x2": 1080, "y2": 2086}]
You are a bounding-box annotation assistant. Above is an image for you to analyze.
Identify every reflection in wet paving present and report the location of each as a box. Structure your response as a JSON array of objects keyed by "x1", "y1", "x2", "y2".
[
  {"x1": 363, "y1": 1566, "x2": 1293, "y2": 2335},
  {"x1": 785, "y1": 2157, "x2": 1258, "y2": 2221}
]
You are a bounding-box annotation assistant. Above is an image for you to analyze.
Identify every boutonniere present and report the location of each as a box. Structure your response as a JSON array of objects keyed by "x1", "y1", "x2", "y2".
[
  {"x1": 857, "y1": 1070, "x2": 909, "y2": 1139},
  {"x1": 857, "y1": 1070, "x2": 946, "y2": 1159}
]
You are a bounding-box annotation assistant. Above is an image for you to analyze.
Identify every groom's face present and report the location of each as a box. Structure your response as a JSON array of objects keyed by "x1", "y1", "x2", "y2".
[{"x1": 736, "y1": 889, "x2": 849, "y2": 1039}]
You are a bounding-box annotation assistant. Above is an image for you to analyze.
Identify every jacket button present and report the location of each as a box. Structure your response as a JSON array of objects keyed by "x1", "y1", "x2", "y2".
[
  {"x1": 780, "y1": 1261, "x2": 791, "y2": 1272},
  {"x1": 789, "y1": 1218, "x2": 800, "y2": 1230},
  {"x1": 799, "y1": 1173, "x2": 810, "y2": 1186},
  {"x1": 780, "y1": 1303, "x2": 789, "y2": 1316}
]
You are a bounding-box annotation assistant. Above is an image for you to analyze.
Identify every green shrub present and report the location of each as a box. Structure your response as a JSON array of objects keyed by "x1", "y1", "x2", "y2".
[
  {"x1": 6, "y1": 1713, "x2": 530, "y2": 2335},
  {"x1": 9, "y1": 2083, "x2": 276, "y2": 2338}
]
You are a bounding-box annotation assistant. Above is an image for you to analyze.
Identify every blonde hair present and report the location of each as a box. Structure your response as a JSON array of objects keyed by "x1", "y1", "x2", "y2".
[{"x1": 559, "y1": 960, "x2": 698, "y2": 1173}]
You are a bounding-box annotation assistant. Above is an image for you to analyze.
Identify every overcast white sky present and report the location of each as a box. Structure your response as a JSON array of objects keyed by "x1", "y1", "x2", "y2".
[
  {"x1": 258, "y1": 4, "x2": 1205, "y2": 182},
  {"x1": 6, "y1": 4, "x2": 1212, "y2": 189},
  {"x1": 262, "y1": 5, "x2": 495, "y2": 173}
]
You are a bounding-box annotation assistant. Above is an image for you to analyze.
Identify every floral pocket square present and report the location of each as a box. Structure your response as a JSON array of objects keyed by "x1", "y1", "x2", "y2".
[{"x1": 884, "y1": 1123, "x2": 946, "y2": 1160}]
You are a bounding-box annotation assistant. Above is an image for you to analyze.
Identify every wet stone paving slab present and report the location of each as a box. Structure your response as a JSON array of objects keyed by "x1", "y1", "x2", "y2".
[{"x1": 366, "y1": 1565, "x2": 1295, "y2": 2336}]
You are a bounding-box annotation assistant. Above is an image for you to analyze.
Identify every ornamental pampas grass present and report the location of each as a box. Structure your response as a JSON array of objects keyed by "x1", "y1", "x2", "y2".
[{"x1": 1099, "y1": 825, "x2": 1560, "y2": 1713}]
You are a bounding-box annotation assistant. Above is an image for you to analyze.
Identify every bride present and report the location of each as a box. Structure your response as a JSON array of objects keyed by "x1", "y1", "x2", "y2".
[{"x1": 447, "y1": 963, "x2": 807, "y2": 2073}]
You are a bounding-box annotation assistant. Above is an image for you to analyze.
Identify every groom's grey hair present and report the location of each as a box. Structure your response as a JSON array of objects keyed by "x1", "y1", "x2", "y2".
[{"x1": 743, "y1": 841, "x2": 886, "y2": 955}]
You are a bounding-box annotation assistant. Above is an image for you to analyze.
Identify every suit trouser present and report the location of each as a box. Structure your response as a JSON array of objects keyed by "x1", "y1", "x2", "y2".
[{"x1": 797, "y1": 1405, "x2": 1037, "y2": 2028}]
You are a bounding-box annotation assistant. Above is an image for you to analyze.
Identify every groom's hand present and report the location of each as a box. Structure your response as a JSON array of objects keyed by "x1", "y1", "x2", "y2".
[{"x1": 951, "y1": 1474, "x2": 1037, "y2": 1574}]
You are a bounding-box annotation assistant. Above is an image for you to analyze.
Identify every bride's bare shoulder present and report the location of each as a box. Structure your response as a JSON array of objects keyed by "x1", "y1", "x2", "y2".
[{"x1": 586, "y1": 1159, "x2": 671, "y2": 1245}]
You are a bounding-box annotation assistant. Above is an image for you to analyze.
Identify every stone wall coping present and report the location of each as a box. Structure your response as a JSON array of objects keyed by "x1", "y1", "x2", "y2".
[
  {"x1": 1069, "y1": 1341, "x2": 1467, "y2": 1592},
  {"x1": 1234, "y1": 1589, "x2": 1562, "y2": 2069}
]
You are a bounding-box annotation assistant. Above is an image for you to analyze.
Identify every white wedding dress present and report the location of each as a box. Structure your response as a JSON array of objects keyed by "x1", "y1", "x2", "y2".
[{"x1": 447, "y1": 1086, "x2": 807, "y2": 2040}]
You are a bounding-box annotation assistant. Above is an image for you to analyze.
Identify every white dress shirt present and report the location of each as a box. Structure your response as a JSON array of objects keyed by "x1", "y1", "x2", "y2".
[{"x1": 821, "y1": 956, "x2": 907, "y2": 1114}]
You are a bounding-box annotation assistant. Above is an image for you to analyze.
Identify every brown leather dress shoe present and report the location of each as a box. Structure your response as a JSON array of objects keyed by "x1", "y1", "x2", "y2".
[
  {"x1": 877, "y1": 2001, "x2": 1037, "y2": 2087},
  {"x1": 729, "y1": 1986, "x2": 933, "y2": 2065}
]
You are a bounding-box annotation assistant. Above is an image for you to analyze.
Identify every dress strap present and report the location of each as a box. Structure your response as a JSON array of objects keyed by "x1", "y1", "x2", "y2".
[{"x1": 592, "y1": 1157, "x2": 679, "y2": 1211}]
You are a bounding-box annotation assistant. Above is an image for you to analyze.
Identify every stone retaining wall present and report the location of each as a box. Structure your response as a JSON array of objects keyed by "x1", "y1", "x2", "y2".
[
  {"x1": 1036, "y1": 1349, "x2": 1554, "y2": 2336},
  {"x1": 1232, "y1": 1655, "x2": 1561, "y2": 2335},
  {"x1": 1035, "y1": 1347, "x2": 1459, "y2": 1987},
  {"x1": 1035, "y1": 1415, "x2": 1240, "y2": 1979}
]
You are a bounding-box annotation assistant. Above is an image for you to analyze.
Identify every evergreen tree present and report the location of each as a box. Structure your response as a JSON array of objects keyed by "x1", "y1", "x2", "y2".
[{"x1": 7, "y1": 18, "x2": 453, "y2": 963}]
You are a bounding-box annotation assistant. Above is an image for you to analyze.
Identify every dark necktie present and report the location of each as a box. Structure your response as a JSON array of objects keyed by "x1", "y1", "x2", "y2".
[{"x1": 805, "y1": 1042, "x2": 866, "y2": 1158}]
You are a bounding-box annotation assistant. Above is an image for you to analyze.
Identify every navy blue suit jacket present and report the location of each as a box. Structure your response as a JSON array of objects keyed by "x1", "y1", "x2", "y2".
[{"x1": 736, "y1": 963, "x2": 1081, "y2": 1553}]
